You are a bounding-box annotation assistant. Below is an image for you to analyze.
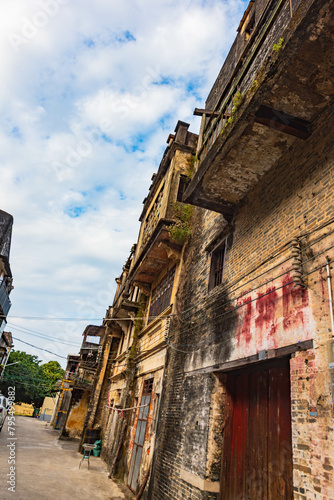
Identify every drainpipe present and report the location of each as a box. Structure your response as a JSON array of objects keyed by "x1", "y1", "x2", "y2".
[{"x1": 326, "y1": 257, "x2": 334, "y2": 337}]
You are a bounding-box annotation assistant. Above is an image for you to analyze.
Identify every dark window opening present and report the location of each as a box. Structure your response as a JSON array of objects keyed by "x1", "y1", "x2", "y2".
[
  {"x1": 209, "y1": 241, "x2": 226, "y2": 291},
  {"x1": 143, "y1": 378, "x2": 153, "y2": 395},
  {"x1": 245, "y1": 12, "x2": 255, "y2": 38},
  {"x1": 177, "y1": 175, "x2": 190, "y2": 202},
  {"x1": 149, "y1": 266, "x2": 176, "y2": 321}
]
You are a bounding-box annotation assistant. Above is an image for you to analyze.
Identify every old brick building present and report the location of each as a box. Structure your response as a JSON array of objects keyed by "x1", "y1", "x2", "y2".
[
  {"x1": 0, "y1": 331, "x2": 13, "y2": 379},
  {"x1": 75, "y1": 121, "x2": 198, "y2": 495},
  {"x1": 0, "y1": 210, "x2": 14, "y2": 337},
  {"x1": 148, "y1": 0, "x2": 334, "y2": 499},
  {"x1": 53, "y1": 325, "x2": 106, "y2": 435},
  {"x1": 0, "y1": 210, "x2": 14, "y2": 379},
  {"x1": 58, "y1": 0, "x2": 333, "y2": 498}
]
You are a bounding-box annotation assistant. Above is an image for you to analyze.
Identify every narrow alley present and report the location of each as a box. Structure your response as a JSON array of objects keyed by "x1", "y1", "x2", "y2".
[{"x1": 0, "y1": 416, "x2": 130, "y2": 500}]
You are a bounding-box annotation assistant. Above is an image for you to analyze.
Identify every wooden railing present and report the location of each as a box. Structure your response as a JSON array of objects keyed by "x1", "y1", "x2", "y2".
[{"x1": 198, "y1": 0, "x2": 289, "y2": 163}]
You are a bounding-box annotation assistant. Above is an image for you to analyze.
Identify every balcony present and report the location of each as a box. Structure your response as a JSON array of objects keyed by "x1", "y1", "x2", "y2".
[
  {"x1": 130, "y1": 219, "x2": 182, "y2": 288},
  {"x1": 0, "y1": 280, "x2": 11, "y2": 317},
  {"x1": 68, "y1": 371, "x2": 95, "y2": 390},
  {"x1": 137, "y1": 307, "x2": 171, "y2": 357},
  {"x1": 185, "y1": 0, "x2": 333, "y2": 216},
  {"x1": 113, "y1": 291, "x2": 139, "y2": 318},
  {"x1": 141, "y1": 188, "x2": 164, "y2": 249},
  {"x1": 110, "y1": 352, "x2": 128, "y2": 380},
  {"x1": 131, "y1": 122, "x2": 197, "y2": 287}
]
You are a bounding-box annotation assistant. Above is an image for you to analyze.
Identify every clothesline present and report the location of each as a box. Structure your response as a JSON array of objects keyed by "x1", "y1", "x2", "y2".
[{"x1": 105, "y1": 402, "x2": 150, "y2": 419}]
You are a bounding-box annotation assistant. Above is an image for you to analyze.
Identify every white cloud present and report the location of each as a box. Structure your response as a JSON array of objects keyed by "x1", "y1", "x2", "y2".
[{"x1": 0, "y1": 0, "x2": 247, "y2": 365}]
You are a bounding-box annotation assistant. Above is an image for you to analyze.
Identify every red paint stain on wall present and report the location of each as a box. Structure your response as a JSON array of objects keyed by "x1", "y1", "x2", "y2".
[
  {"x1": 282, "y1": 274, "x2": 309, "y2": 330},
  {"x1": 255, "y1": 287, "x2": 278, "y2": 343},
  {"x1": 236, "y1": 296, "x2": 252, "y2": 345}
]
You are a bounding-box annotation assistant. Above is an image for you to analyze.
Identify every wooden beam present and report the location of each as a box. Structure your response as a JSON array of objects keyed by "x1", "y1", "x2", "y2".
[
  {"x1": 185, "y1": 340, "x2": 314, "y2": 376},
  {"x1": 193, "y1": 108, "x2": 219, "y2": 117},
  {"x1": 254, "y1": 105, "x2": 311, "y2": 139}
]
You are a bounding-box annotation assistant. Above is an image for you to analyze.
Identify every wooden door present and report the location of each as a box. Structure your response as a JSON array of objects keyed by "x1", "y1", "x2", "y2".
[
  {"x1": 128, "y1": 379, "x2": 153, "y2": 493},
  {"x1": 221, "y1": 359, "x2": 293, "y2": 500}
]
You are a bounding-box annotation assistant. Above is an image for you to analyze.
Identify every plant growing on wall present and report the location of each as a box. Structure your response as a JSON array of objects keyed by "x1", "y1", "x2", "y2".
[
  {"x1": 272, "y1": 37, "x2": 284, "y2": 53},
  {"x1": 186, "y1": 154, "x2": 197, "y2": 180},
  {"x1": 220, "y1": 90, "x2": 244, "y2": 134},
  {"x1": 168, "y1": 202, "x2": 193, "y2": 244},
  {"x1": 232, "y1": 90, "x2": 243, "y2": 113}
]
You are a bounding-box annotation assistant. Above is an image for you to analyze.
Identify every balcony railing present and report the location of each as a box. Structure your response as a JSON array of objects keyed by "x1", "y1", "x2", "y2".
[
  {"x1": 184, "y1": 0, "x2": 331, "y2": 216},
  {"x1": 111, "y1": 358, "x2": 127, "y2": 378},
  {"x1": 141, "y1": 188, "x2": 164, "y2": 249},
  {"x1": 0, "y1": 280, "x2": 11, "y2": 317},
  {"x1": 137, "y1": 309, "x2": 171, "y2": 356},
  {"x1": 197, "y1": 0, "x2": 295, "y2": 164},
  {"x1": 66, "y1": 371, "x2": 94, "y2": 389}
]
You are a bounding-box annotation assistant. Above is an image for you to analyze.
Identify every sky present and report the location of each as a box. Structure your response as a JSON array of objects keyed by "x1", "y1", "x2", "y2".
[{"x1": 0, "y1": 0, "x2": 248, "y2": 367}]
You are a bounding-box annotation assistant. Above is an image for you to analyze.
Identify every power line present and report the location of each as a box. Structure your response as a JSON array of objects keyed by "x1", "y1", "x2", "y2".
[
  {"x1": 12, "y1": 337, "x2": 67, "y2": 360},
  {"x1": 4, "y1": 221, "x2": 334, "y2": 369},
  {"x1": 3, "y1": 316, "x2": 103, "y2": 321},
  {"x1": 3, "y1": 379, "x2": 55, "y2": 390},
  {"x1": 8, "y1": 323, "x2": 81, "y2": 347}
]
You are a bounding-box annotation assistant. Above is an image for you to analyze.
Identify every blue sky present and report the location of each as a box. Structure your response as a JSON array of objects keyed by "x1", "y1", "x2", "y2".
[{"x1": 0, "y1": 0, "x2": 248, "y2": 366}]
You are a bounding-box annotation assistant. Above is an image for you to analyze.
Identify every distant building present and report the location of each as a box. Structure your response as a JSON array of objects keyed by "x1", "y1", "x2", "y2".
[
  {"x1": 0, "y1": 210, "x2": 13, "y2": 335},
  {"x1": 39, "y1": 396, "x2": 56, "y2": 422},
  {"x1": 53, "y1": 326, "x2": 106, "y2": 437},
  {"x1": 0, "y1": 331, "x2": 13, "y2": 378}
]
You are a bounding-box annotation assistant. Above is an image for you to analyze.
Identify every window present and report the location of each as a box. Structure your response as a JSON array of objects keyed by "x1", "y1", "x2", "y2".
[
  {"x1": 245, "y1": 12, "x2": 255, "y2": 39},
  {"x1": 149, "y1": 266, "x2": 176, "y2": 321},
  {"x1": 143, "y1": 378, "x2": 153, "y2": 395},
  {"x1": 176, "y1": 175, "x2": 190, "y2": 202},
  {"x1": 209, "y1": 241, "x2": 226, "y2": 290}
]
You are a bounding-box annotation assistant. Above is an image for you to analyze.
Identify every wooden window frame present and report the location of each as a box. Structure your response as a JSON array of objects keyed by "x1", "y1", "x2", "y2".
[
  {"x1": 209, "y1": 240, "x2": 226, "y2": 291},
  {"x1": 149, "y1": 266, "x2": 176, "y2": 321}
]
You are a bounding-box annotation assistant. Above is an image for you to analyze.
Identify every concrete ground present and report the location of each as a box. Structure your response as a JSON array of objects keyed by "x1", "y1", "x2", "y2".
[{"x1": 0, "y1": 415, "x2": 131, "y2": 500}]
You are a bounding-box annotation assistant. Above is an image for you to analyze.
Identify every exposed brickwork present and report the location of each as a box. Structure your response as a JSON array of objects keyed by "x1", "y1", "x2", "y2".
[{"x1": 150, "y1": 101, "x2": 334, "y2": 498}]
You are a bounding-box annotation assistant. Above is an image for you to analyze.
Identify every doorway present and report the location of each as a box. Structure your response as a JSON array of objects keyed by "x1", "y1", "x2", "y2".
[
  {"x1": 128, "y1": 378, "x2": 153, "y2": 493},
  {"x1": 221, "y1": 358, "x2": 293, "y2": 499}
]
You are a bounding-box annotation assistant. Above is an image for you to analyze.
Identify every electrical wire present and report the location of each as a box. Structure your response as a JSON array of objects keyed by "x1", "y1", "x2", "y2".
[
  {"x1": 1, "y1": 216, "x2": 333, "y2": 328},
  {"x1": 6, "y1": 220, "x2": 334, "y2": 369},
  {"x1": 0, "y1": 316, "x2": 103, "y2": 321},
  {"x1": 3, "y1": 374, "x2": 59, "y2": 387},
  {"x1": 299, "y1": 215, "x2": 334, "y2": 240},
  {"x1": 66, "y1": 266, "x2": 332, "y2": 363},
  {"x1": 167, "y1": 285, "x2": 295, "y2": 352},
  {"x1": 167, "y1": 238, "x2": 334, "y2": 345},
  {"x1": 4, "y1": 379, "x2": 55, "y2": 390},
  {"x1": 12, "y1": 337, "x2": 67, "y2": 359},
  {"x1": 7, "y1": 323, "x2": 81, "y2": 347}
]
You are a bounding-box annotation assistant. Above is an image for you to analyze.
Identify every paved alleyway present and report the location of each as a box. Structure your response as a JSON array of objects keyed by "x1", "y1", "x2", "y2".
[{"x1": 0, "y1": 416, "x2": 130, "y2": 500}]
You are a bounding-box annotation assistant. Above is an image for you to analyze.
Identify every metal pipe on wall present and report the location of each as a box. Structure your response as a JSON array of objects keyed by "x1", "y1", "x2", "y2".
[{"x1": 326, "y1": 256, "x2": 334, "y2": 337}]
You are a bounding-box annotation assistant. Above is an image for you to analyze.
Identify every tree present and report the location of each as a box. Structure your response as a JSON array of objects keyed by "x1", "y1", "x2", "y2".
[
  {"x1": 41, "y1": 360, "x2": 65, "y2": 392},
  {"x1": 0, "y1": 350, "x2": 64, "y2": 407}
]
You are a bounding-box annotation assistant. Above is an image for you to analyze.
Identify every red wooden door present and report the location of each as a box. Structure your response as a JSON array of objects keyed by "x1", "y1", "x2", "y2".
[{"x1": 221, "y1": 359, "x2": 293, "y2": 500}]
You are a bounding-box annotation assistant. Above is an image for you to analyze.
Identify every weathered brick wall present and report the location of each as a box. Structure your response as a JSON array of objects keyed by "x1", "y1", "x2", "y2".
[
  {"x1": 290, "y1": 349, "x2": 334, "y2": 500},
  {"x1": 150, "y1": 103, "x2": 334, "y2": 498}
]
